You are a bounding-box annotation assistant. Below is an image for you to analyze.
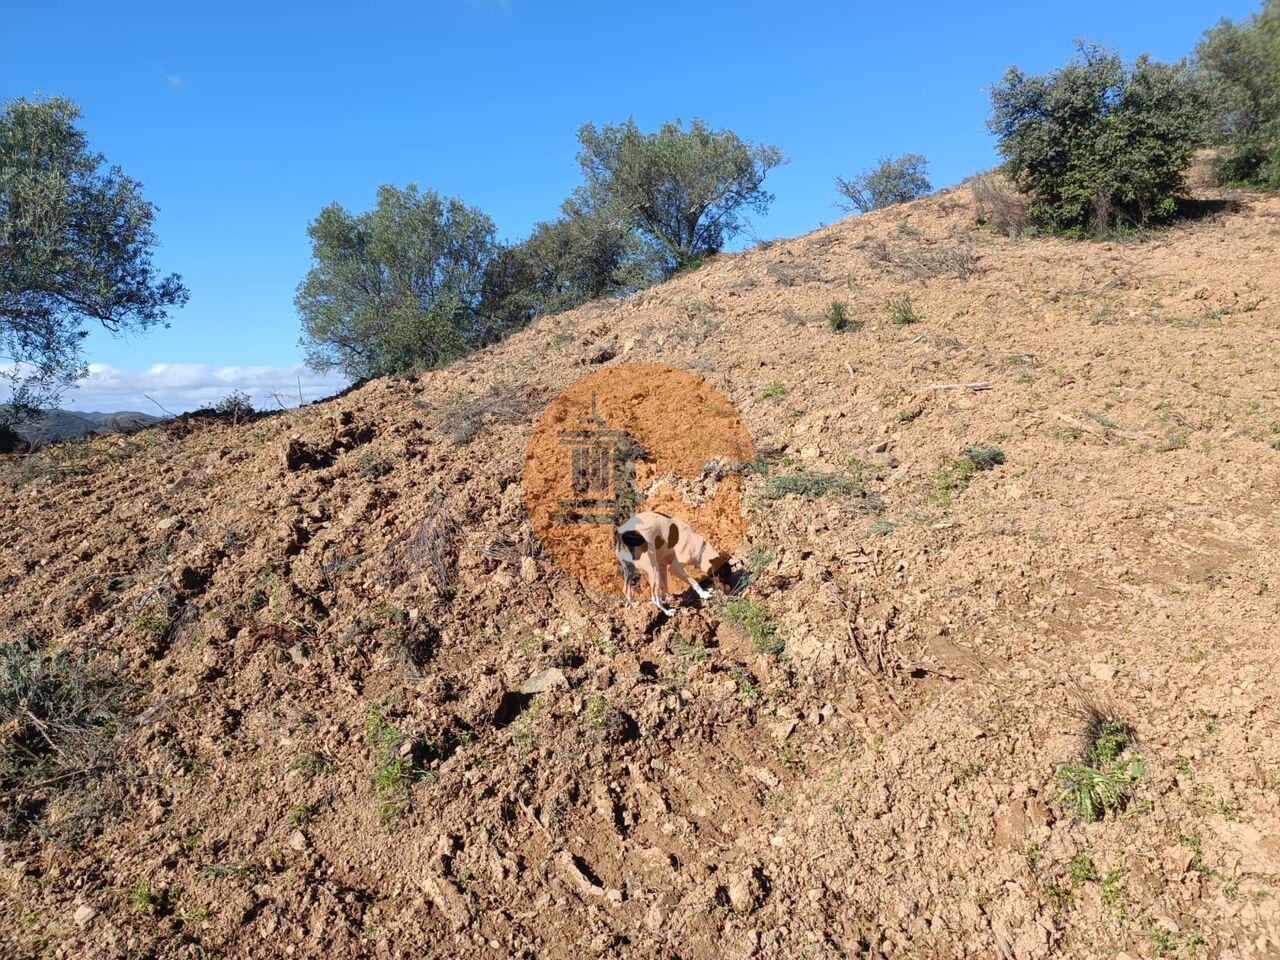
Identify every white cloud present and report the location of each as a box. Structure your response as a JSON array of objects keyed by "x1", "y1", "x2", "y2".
[
  {"x1": 57, "y1": 362, "x2": 350, "y2": 415},
  {"x1": 164, "y1": 73, "x2": 185, "y2": 89}
]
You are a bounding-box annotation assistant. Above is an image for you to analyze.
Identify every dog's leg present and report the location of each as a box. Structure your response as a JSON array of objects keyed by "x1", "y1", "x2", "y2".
[
  {"x1": 670, "y1": 561, "x2": 713, "y2": 600},
  {"x1": 651, "y1": 559, "x2": 676, "y2": 616},
  {"x1": 650, "y1": 590, "x2": 676, "y2": 617},
  {"x1": 639, "y1": 552, "x2": 675, "y2": 616}
]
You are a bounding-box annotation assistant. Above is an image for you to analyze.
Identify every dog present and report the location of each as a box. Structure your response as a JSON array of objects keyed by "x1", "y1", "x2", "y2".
[{"x1": 614, "y1": 511, "x2": 732, "y2": 615}]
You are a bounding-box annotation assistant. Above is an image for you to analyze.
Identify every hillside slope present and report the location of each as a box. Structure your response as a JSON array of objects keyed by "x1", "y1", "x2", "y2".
[{"x1": 2, "y1": 176, "x2": 1280, "y2": 960}]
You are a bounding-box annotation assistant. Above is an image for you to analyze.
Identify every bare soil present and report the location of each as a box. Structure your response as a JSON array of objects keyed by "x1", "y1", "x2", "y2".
[{"x1": 2, "y1": 170, "x2": 1279, "y2": 959}]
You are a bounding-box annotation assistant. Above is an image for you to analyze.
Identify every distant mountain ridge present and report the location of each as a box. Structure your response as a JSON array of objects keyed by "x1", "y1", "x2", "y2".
[{"x1": 1, "y1": 406, "x2": 163, "y2": 444}]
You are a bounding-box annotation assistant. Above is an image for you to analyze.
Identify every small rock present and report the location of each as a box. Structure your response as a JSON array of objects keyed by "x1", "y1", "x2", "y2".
[
  {"x1": 521, "y1": 668, "x2": 568, "y2": 695},
  {"x1": 155, "y1": 516, "x2": 181, "y2": 532},
  {"x1": 73, "y1": 904, "x2": 97, "y2": 927},
  {"x1": 744, "y1": 766, "x2": 779, "y2": 789},
  {"x1": 1090, "y1": 662, "x2": 1116, "y2": 682},
  {"x1": 519, "y1": 556, "x2": 538, "y2": 583},
  {"x1": 644, "y1": 901, "x2": 671, "y2": 932},
  {"x1": 287, "y1": 829, "x2": 308, "y2": 852},
  {"x1": 729, "y1": 867, "x2": 765, "y2": 912}
]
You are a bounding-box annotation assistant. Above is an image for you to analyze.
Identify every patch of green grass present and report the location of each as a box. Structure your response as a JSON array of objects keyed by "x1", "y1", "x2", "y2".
[
  {"x1": 928, "y1": 455, "x2": 977, "y2": 504},
  {"x1": 746, "y1": 545, "x2": 775, "y2": 575},
  {"x1": 1055, "y1": 707, "x2": 1144, "y2": 822},
  {"x1": 670, "y1": 633, "x2": 712, "y2": 662},
  {"x1": 1156, "y1": 432, "x2": 1189, "y2": 452},
  {"x1": 129, "y1": 879, "x2": 153, "y2": 914},
  {"x1": 132, "y1": 613, "x2": 169, "y2": 637},
  {"x1": 289, "y1": 750, "x2": 334, "y2": 777},
  {"x1": 1100, "y1": 868, "x2": 1129, "y2": 917},
  {"x1": 927, "y1": 445, "x2": 1005, "y2": 505},
  {"x1": 729, "y1": 664, "x2": 759, "y2": 703},
  {"x1": 888, "y1": 295, "x2": 920, "y2": 325},
  {"x1": 357, "y1": 452, "x2": 392, "y2": 479},
  {"x1": 287, "y1": 804, "x2": 311, "y2": 827},
  {"x1": 868, "y1": 519, "x2": 897, "y2": 537},
  {"x1": 364, "y1": 706, "x2": 423, "y2": 824},
  {"x1": 1069, "y1": 853, "x2": 1097, "y2": 886},
  {"x1": 1148, "y1": 927, "x2": 1204, "y2": 958},
  {"x1": 719, "y1": 599, "x2": 784, "y2": 658},
  {"x1": 762, "y1": 381, "x2": 788, "y2": 400},
  {"x1": 754, "y1": 470, "x2": 861, "y2": 503}
]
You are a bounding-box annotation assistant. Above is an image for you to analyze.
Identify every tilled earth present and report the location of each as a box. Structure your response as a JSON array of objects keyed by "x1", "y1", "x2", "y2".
[{"x1": 2, "y1": 171, "x2": 1279, "y2": 959}]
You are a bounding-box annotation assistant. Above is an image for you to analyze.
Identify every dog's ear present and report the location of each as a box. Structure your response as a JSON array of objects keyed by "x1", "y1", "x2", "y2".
[{"x1": 620, "y1": 530, "x2": 647, "y2": 557}]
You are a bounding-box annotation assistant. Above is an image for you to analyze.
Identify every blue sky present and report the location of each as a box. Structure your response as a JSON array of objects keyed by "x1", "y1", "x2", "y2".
[{"x1": 3, "y1": 0, "x2": 1258, "y2": 411}]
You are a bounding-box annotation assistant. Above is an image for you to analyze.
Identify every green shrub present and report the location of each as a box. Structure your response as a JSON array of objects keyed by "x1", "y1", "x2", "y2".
[
  {"x1": 888, "y1": 295, "x2": 919, "y2": 325},
  {"x1": 826, "y1": 299, "x2": 854, "y2": 331},
  {"x1": 574, "y1": 118, "x2": 785, "y2": 274},
  {"x1": 1196, "y1": 1, "x2": 1280, "y2": 188},
  {"x1": 1055, "y1": 708, "x2": 1145, "y2": 822},
  {"x1": 0, "y1": 640, "x2": 128, "y2": 837},
  {"x1": 836, "y1": 154, "x2": 932, "y2": 213},
  {"x1": 213, "y1": 390, "x2": 254, "y2": 422},
  {"x1": 928, "y1": 446, "x2": 1004, "y2": 504},
  {"x1": 989, "y1": 43, "x2": 1208, "y2": 236},
  {"x1": 961, "y1": 445, "x2": 1006, "y2": 470}
]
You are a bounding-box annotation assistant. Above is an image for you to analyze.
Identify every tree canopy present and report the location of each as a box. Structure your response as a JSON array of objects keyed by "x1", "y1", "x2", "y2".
[
  {"x1": 989, "y1": 43, "x2": 1207, "y2": 236},
  {"x1": 0, "y1": 95, "x2": 187, "y2": 434},
  {"x1": 295, "y1": 184, "x2": 499, "y2": 380},
  {"x1": 1196, "y1": 0, "x2": 1280, "y2": 187},
  {"x1": 480, "y1": 201, "x2": 660, "y2": 333},
  {"x1": 573, "y1": 118, "x2": 784, "y2": 273},
  {"x1": 835, "y1": 154, "x2": 932, "y2": 213}
]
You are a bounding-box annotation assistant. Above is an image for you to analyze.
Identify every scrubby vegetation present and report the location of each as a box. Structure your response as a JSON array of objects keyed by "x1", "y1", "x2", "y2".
[
  {"x1": 0, "y1": 639, "x2": 129, "y2": 839},
  {"x1": 1197, "y1": 0, "x2": 1280, "y2": 188},
  {"x1": 989, "y1": 43, "x2": 1208, "y2": 237},
  {"x1": 836, "y1": 154, "x2": 932, "y2": 213},
  {"x1": 1056, "y1": 704, "x2": 1145, "y2": 822}
]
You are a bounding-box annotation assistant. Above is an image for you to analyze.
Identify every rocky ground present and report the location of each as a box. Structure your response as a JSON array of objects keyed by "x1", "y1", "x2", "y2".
[{"x1": 2, "y1": 168, "x2": 1279, "y2": 959}]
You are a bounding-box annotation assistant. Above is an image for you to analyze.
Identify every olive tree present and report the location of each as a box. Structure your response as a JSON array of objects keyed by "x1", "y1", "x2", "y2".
[
  {"x1": 0, "y1": 95, "x2": 188, "y2": 442},
  {"x1": 1196, "y1": 0, "x2": 1280, "y2": 187},
  {"x1": 296, "y1": 184, "x2": 499, "y2": 380},
  {"x1": 835, "y1": 154, "x2": 932, "y2": 213},
  {"x1": 481, "y1": 201, "x2": 661, "y2": 331},
  {"x1": 574, "y1": 118, "x2": 784, "y2": 273}
]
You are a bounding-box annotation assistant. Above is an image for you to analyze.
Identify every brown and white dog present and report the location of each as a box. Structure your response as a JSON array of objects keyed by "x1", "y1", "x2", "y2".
[{"x1": 614, "y1": 511, "x2": 732, "y2": 615}]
